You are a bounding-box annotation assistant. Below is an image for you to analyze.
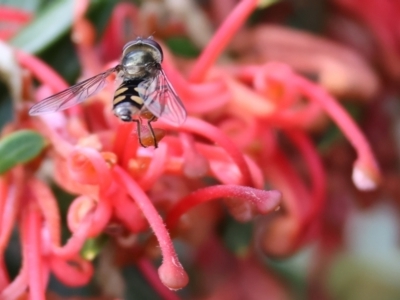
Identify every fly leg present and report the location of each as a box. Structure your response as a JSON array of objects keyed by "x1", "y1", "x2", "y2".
[
  {"x1": 147, "y1": 115, "x2": 158, "y2": 148},
  {"x1": 132, "y1": 116, "x2": 158, "y2": 148},
  {"x1": 132, "y1": 119, "x2": 147, "y2": 148}
]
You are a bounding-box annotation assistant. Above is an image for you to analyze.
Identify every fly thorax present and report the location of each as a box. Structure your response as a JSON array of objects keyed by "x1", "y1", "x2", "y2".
[{"x1": 122, "y1": 49, "x2": 156, "y2": 78}]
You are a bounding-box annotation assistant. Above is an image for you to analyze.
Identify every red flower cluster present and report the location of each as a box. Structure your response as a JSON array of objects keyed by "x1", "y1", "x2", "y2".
[{"x1": 0, "y1": 0, "x2": 381, "y2": 299}]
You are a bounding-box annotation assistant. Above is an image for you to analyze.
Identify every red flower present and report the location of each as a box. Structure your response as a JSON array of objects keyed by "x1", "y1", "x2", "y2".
[{"x1": 0, "y1": 0, "x2": 381, "y2": 298}]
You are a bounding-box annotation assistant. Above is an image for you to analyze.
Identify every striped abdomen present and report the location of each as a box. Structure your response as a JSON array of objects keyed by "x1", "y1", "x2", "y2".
[
  {"x1": 113, "y1": 79, "x2": 144, "y2": 111},
  {"x1": 112, "y1": 79, "x2": 147, "y2": 122}
]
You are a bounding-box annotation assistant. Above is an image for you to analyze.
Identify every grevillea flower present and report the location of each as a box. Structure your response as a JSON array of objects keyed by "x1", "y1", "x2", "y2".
[{"x1": 0, "y1": 0, "x2": 382, "y2": 299}]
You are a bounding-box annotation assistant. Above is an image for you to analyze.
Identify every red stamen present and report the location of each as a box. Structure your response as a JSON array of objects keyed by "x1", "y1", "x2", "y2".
[
  {"x1": 114, "y1": 166, "x2": 189, "y2": 290},
  {"x1": 113, "y1": 193, "x2": 148, "y2": 233},
  {"x1": 266, "y1": 148, "x2": 311, "y2": 219},
  {"x1": 30, "y1": 178, "x2": 61, "y2": 247},
  {"x1": 162, "y1": 117, "x2": 254, "y2": 187},
  {"x1": 189, "y1": 0, "x2": 259, "y2": 83},
  {"x1": 284, "y1": 130, "x2": 326, "y2": 228},
  {"x1": 296, "y1": 76, "x2": 381, "y2": 190},
  {"x1": 54, "y1": 194, "x2": 111, "y2": 259},
  {"x1": 24, "y1": 201, "x2": 45, "y2": 300},
  {"x1": 49, "y1": 255, "x2": 93, "y2": 287},
  {"x1": 0, "y1": 240, "x2": 28, "y2": 299},
  {"x1": 137, "y1": 259, "x2": 181, "y2": 300},
  {"x1": 68, "y1": 147, "x2": 113, "y2": 192},
  {"x1": 179, "y1": 133, "x2": 209, "y2": 179},
  {"x1": 166, "y1": 185, "x2": 281, "y2": 229},
  {"x1": 113, "y1": 122, "x2": 136, "y2": 162},
  {"x1": 138, "y1": 143, "x2": 168, "y2": 190},
  {"x1": 0, "y1": 168, "x2": 23, "y2": 260},
  {"x1": 53, "y1": 214, "x2": 93, "y2": 259}
]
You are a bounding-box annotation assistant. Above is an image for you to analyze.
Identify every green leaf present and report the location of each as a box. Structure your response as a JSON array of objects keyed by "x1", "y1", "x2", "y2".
[
  {"x1": 81, "y1": 236, "x2": 108, "y2": 261},
  {"x1": 10, "y1": 0, "x2": 74, "y2": 54},
  {"x1": 0, "y1": 130, "x2": 46, "y2": 174},
  {"x1": 222, "y1": 215, "x2": 253, "y2": 256},
  {"x1": 166, "y1": 36, "x2": 200, "y2": 58}
]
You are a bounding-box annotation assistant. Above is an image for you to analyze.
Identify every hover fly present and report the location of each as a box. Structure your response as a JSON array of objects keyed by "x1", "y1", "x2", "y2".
[{"x1": 29, "y1": 37, "x2": 187, "y2": 148}]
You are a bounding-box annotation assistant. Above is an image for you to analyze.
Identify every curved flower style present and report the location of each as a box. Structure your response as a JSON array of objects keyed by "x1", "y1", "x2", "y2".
[{"x1": 0, "y1": 0, "x2": 381, "y2": 299}]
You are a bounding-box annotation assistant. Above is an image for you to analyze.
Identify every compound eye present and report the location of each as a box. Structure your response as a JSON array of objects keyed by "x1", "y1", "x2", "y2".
[
  {"x1": 142, "y1": 38, "x2": 163, "y2": 60},
  {"x1": 122, "y1": 40, "x2": 138, "y2": 53}
]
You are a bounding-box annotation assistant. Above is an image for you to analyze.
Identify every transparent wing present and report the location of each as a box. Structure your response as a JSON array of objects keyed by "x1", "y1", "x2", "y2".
[
  {"x1": 138, "y1": 69, "x2": 187, "y2": 125},
  {"x1": 29, "y1": 66, "x2": 119, "y2": 115}
]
